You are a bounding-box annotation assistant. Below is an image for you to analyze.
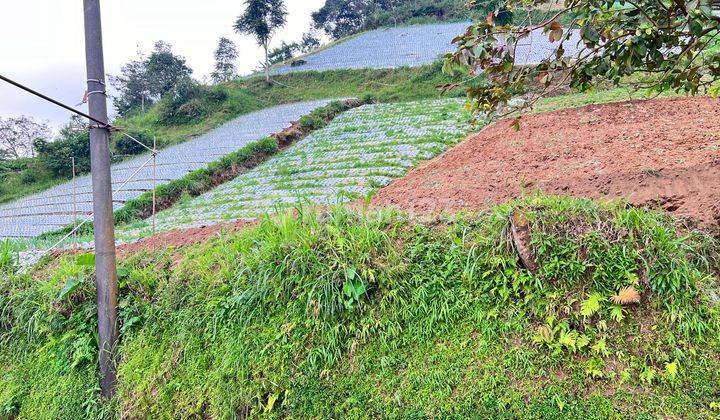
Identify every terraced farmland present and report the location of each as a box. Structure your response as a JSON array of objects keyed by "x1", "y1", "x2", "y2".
[
  {"x1": 0, "y1": 100, "x2": 331, "y2": 238},
  {"x1": 115, "y1": 99, "x2": 470, "y2": 241},
  {"x1": 271, "y1": 22, "x2": 582, "y2": 74}
]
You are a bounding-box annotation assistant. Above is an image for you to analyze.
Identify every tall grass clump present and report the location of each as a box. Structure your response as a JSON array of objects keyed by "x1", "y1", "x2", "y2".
[{"x1": 1, "y1": 195, "x2": 719, "y2": 418}]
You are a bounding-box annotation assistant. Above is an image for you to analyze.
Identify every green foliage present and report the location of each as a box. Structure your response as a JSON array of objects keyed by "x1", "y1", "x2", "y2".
[
  {"x1": 33, "y1": 125, "x2": 91, "y2": 178},
  {"x1": 308, "y1": 0, "x2": 556, "y2": 40},
  {"x1": 111, "y1": 41, "x2": 193, "y2": 117},
  {"x1": 111, "y1": 129, "x2": 152, "y2": 156},
  {"x1": 311, "y1": 0, "x2": 473, "y2": 39},
  {"x1": 0, "y1": 239, "x2": 17, "y2": 274},
  {"x1": 155, "y1": 80, "x2": 229, "y2": 125},
  {"x1": 2, "y1": 196, "x2": 719, "y2": 417},
  {"x1": 445, "y1": 0, "x2": 720, "y2": 116},
  {"x1": 268, "y1": 41, "x2": 300, "y2": 64},
  {"x1": 211, "y1": 37, "x2": 239, "y2": 83},
  {"x1": 235, "y1": 0, "x2": 288, "y2": 79}
]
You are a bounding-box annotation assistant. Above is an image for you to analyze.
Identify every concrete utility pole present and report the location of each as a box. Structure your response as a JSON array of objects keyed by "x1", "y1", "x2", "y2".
[{"x1": 83, "y1": 0, "x2": 119, "y2": 398}]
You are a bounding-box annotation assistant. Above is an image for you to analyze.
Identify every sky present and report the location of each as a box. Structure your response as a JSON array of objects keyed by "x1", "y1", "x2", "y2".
[{"x1": 0, "y1": 0, "x2": 326, "y2": 129}]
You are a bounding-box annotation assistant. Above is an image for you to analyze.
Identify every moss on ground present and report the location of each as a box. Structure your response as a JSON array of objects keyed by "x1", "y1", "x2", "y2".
[{"x1": 1, "y1": 195, "x2": 719, "y2": 418}]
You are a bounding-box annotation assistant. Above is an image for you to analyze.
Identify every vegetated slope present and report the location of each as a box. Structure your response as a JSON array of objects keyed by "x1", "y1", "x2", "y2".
[
  {"x1": 0, "y1": 63, "x2": 463, "y2": 207},
  {"x1": 0, "y1": 101, "x2": 331, "y2": 238},
  {"x1": 1, "y1": 196, "x2": 719, "y2": 417},
  {"x1": 111, "y1": 99, "x2": 470, "y2": 242},
  {"x1": 373, "y1": 96, "x2": 720, "y2": 226},
  {"x1": 271, "y1": 23, "x2": 581, "y2": 75}
]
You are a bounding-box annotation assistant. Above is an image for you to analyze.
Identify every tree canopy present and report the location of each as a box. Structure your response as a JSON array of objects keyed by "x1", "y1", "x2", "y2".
[
  {"x1": 111, "y1": 41, "x2": 193, "y2": 116},
  {"x1": 211, "y1": 37, "x2": 239, "y2": 83},
  {"x1": 234, "y1": 0, "x2": 288, "y2": 81},
  {"x1": 444, "y1": 0, "x2": 720, "y2": 119},
  {"x1": 311, "y1": 0, "x2": 472, "y2": 39},
  {"x1": 0, "y1": 116, "x2": 50, "y2": 159}
]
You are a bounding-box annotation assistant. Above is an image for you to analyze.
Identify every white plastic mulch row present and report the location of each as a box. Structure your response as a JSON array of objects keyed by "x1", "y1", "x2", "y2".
[
  {"x1": 0, "y1": 100, "x2": 332, "y2": 238},
  {"x1": 271, "y1": 22, "x2": 582, "y2": 75},
  {"x1": 114, "y1": 99, "x2": 470, "y2": 242}
]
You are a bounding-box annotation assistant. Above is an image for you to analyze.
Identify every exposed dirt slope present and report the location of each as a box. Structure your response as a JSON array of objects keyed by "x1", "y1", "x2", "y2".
[
  {"x1": 116, "y1": 220, "x2": 255, "y2": 258},
  {"x1": 372, "y1": 97, "x2": 720, "y2": 226}
]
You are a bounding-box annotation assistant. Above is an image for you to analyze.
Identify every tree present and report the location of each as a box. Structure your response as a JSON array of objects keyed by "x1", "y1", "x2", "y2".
[
  {"x1": 234, "y1": 0, "x2": 288, "y2": 83},
  {"x1": 110, "y1": 54, "x2": 151, "y2": 115},
  {"x1": 33, "y1": 116, "x2": 91, "y2": 177},
  {"x1": 211, "y1": 37, "x2": 239, "y2": 83},
  {"x1": 0, "y1": 116, "x2": 50, "y2": 159},
  {"x1": 312, "y1": 0, "x2": 374, "y2": 39},
  {"x1": 111, "y1": 41, "x2": 193, "y2": 116},
  {"x1": 443, "y1": 0, "x2": 720, "y2": 119},
  {"x1": 311, "y1": 0, "x2": 473, "y2": 39},
  {"x1": 145, "y1": 41, "x2": 193, "y2": 97},
  {"x1": 268, "y1": 41, "x2": 299, "y2": 64},
  {"x1": 300, "y1": 31, "x2": 322, "y2": 53}
]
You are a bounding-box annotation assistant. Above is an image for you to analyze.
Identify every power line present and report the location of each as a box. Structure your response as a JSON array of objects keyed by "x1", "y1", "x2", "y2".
[
  {"x1": 0, "y1": 74, "x2": 111, "y2": 128},
  {"x1": 0, "y1": 74, "x2": 155, "y2": 154}
]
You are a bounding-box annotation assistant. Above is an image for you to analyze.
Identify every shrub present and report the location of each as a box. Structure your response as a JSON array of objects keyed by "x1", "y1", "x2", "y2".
[
  {"x1": 112, "y1": 130, "x2": 153, "y2": 156},
  {"x1": 156, "y1": 82, "x2": 235, "y2": 126},
  {"x1": 4, "y1": 197, "x2": 720, "y2": 417},
  {"x1": 156, "y1": 79, "x2": 208, "y2": 125},
  {"x1": 33, "y1": 131, "x2": 91, "y2": 177}
]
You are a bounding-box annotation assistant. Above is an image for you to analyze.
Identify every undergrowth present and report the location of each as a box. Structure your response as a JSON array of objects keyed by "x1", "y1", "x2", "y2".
[{"x1": 1, "y1": 195, "x2": 719, "y2": 418}]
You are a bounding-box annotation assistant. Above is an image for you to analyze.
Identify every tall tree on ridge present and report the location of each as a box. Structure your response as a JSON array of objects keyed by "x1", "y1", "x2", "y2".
[
  {"x1": 211, "y1": 37, "x2": 239, "y2": 83},
  {"x1": 234, "y1": 0, "x2": 288, "y2": 83}
]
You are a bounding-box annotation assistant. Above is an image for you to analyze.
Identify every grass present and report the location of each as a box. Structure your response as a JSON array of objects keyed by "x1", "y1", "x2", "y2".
[
  {"x1": 242, "y1": 62, "x2": 466, "y2": 105},
  {"x1": 1, "y1": 195, "x2": 719, "y2": 418},
  {"x1": 533, "y1": 85, "x2": 683, "y2": 114}
]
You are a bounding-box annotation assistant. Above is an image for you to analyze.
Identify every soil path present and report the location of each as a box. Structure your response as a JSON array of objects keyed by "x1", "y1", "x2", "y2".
[
  {"x1": 372, "y1": 97, "x2": 720, "y2": 226},
  {"x1": 116, "y1": 220, "x2": 255, "y2": 258}
]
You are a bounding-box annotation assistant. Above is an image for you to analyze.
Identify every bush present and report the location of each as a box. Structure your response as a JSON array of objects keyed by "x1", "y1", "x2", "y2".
[
  {"x1": 33, "y1": 131, "x2": 91, "y2": 177},
  {"x1": 4, "y1": 197, "x2": 720, "y2": 417},
  {"x1": 113, "y1": 130, "x2": 153, "y2": 156},
  {"x1": 156, "y1": 79, "x2": 208, "y2": 125},
  {"x1": 156, "y1": 81, "x2": 233, "y2": 126}
]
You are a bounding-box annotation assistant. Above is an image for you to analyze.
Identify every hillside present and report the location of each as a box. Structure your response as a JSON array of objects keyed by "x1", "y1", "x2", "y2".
[
  {"x1": 0, "y1": 63, "x2": 464, "y2": 209},
  {"x1": 1, "y1": 196, "x2": 719, "y2": 417},
  {"x1": 0, "y1": 101, "x2": 332, "y2": 238},
  {"x1": 270, "y1": 23, "x2": 581, "y2": 75},
  {"x1": 111, "y1": 99, "x2": 469, "y2": 242},
  {"x1": 372, "y1": 97, "x2": 720, "y2": 227}
]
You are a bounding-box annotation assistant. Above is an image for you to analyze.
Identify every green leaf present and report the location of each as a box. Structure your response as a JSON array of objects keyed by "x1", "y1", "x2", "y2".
[
  {"x1": 57, "y1": 277, "x2": 83, "y2": 302},
  {"x1": 265, "y1": 392, "x2": 279, "y2": 413},
  {"x1": 559, "y1": 329, "x2": 579, "y2": 352},
  {"x1": 76, "y1": 253, "x2": 95, "y2": 267},
  {"x1": 592, "y1": 337, "x2": 609, "y2": 356},
  {"x1": 580, "y1": 293, "x2": 605, "y2": 317},
  {"x1": 610, "y1": 304, "x2": 625, "y2": 322}
]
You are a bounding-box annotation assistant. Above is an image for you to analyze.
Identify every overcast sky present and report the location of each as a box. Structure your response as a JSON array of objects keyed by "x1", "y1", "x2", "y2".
[{"x1": 0, "y1": 0, "x2": 325, "y2": 128}]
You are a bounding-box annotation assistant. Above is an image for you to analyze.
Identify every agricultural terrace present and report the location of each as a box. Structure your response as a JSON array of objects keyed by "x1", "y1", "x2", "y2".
[{"x1": 114, "y1": 99, "x2": 469, "y2": 242}]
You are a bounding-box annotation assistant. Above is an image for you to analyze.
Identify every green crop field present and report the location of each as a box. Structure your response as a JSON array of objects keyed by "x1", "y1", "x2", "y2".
[{"x1": 111, "y1": 99, "x2": 470, "y2": 242}]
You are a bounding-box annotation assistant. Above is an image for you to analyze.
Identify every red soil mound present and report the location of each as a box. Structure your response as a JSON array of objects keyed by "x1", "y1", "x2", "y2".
[
  {"x1": 372, "y1": 97, "x2": 720, "y2": 226},
  {"x1": 117, "y1": 219, "x2": 256, "y2": 258}
]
